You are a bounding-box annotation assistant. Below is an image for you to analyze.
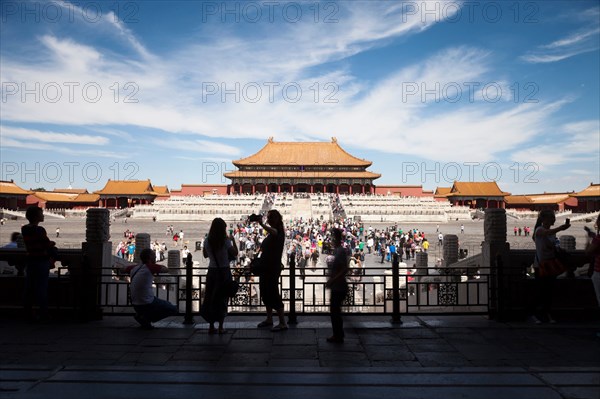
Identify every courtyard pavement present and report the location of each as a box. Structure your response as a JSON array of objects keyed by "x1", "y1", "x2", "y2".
[{"x1": 1, "y1": 314, "x2": 599, "y2": 399}]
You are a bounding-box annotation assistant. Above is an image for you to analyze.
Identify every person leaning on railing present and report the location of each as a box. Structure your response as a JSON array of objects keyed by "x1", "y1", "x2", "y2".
[{"x1": 21, "y1": 206, "x2": 57, "y2": 322}]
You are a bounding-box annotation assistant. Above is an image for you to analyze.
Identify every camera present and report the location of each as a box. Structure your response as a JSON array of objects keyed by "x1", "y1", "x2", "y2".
[{"x1": 248, "y1": 213, "x2": 262, "y2": 223}]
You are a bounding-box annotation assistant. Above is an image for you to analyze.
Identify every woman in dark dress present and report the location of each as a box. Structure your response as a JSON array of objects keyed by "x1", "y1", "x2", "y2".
[
  {"x1": 256, "y1": 210, "x2": 288, "y2": 332},
  {"x1": 202, "y1": 218, "x2": 238, "y2": 334},
  {"x1": 326, "y1": 228, "x2": 349, "y2": 343}
]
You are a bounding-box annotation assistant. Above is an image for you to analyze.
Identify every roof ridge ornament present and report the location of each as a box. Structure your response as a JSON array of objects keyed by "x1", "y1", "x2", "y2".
[
  {"x1": 331, "y1": 137, "x2": 337, "y2": 143},
  {"x1": 268, "y1": 137, "x2": 274, "y2": 143}
]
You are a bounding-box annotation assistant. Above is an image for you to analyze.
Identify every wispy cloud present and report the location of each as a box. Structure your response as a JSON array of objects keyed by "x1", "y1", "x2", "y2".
[
  {"x1": 1, "y1": 126, "x2": 108, "y2": 145},
  {"x1": 163, "y1": 140, "x2": 242, "y2": 156},
  {"x1": 53, "y1": 0, "x2": 152, "y2": 60},
  {"x1": 521, "y1": 8, "x2": 599, "y2": 63},
  {"x1": 510, "y1": 120, "x2": 600, "y2": 166}
]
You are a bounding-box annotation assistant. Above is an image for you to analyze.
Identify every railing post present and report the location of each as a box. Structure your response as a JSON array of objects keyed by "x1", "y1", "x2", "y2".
[
  {"x1": 288, "y1": 254, "x2": 297, "y2": 325},
  {"x1": 391, "y1": 253, "x2": 402, "y2": 324},
  {"x1": 183, "y1": 253, "x2": 194, "y2": 325}
]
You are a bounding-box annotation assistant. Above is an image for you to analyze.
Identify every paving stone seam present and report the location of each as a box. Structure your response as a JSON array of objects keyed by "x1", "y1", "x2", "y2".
[{"x1": 3, "y1": 366, "x2": 600, "y2": 374}]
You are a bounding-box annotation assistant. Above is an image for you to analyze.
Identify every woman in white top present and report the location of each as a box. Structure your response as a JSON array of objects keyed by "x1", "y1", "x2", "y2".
[{"x1": 531, "y1": 209, "x2": 570, "y2": 324}]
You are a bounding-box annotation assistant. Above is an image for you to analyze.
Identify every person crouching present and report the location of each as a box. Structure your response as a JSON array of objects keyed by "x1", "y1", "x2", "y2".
[{"x1": 125, "y1": 248, "x2": 178, "y2": 329}]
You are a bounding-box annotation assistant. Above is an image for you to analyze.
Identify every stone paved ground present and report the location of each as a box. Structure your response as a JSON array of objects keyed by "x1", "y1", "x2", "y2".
[
  {"x1": 1, "y1": 216, "x2": 595, "y2": 263},
  {"x1": 1, "y1": 315, "x2": 599, "y2": 399}
]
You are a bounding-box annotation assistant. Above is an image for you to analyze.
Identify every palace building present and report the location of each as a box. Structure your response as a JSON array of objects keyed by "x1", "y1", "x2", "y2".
[
  {"x1": 224, "y1": 137, "x2": 381, "y2": 194},
  {"x1": 94, "y1": 180, "x2": 160, "y2": 208}
]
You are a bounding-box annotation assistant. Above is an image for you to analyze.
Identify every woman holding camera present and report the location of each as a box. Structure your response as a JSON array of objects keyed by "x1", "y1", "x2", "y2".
[
  {"x1": 202, "y1": 217, "x2": 238, "y2": 334},
  {"x1": 255, "y1": 210, "x2": 288, "y2": 331}
]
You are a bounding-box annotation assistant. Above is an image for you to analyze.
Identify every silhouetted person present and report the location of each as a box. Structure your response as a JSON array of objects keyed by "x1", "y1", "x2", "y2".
[
  {"x1": 2, "y1": 232, "x2": 20, "y2": 249},
  {"x1": 125, "y1": 248, "x2": 177, "y2": 329},
  {"x1": 584, "y1": 213, "x2": 600, "y2": 337},
  {"x1": 21, "y1": 206, "x2": 56, "y2": 322},
  {"x1": 326, "y1": 228, "x2": 348, "y2": 343},
  {"x1": 256, "y1": 210, "x2": 288, "y2": 332},
  {"x1": 202, "y1": 218, "x2": 238, "y2": 334},
  {"x1": 531, "y1": 210, "x2": 570, "y2": 324}
]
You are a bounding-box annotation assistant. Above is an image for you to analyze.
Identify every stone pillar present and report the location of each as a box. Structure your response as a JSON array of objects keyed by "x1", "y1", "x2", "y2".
[
  {"x1": 134, "y1": 233, "x2": 151, "y2": 263},
  {"x1": 415, "y1": 251, "x2": 428, "y2": 275},
  {"x1": 443, "y1": 235, "x2": 459, "y2": 267},
  {"x1": 559, "y1": 235, "x2": 576, "y2": 251},
  {"x1": 86, "y1": 208, "x2": 110, "y2": 243},
  {"x1": 482, "y1": 208, "x2": 511, "y2": 321},
  {"x1": 83, "y1": 208, "x2": 112, "y2": 320},
  {"x1": 168, "y1": 249, "x2": 181, "y2": 275},
  {"x1": 484, "y1": 208, "x2": 507, "y2": 243}
]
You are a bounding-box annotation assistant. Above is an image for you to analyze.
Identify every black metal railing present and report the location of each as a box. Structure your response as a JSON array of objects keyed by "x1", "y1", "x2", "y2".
[{"x1": 94, "y1": 259, "x2": 490, "y2": 318}]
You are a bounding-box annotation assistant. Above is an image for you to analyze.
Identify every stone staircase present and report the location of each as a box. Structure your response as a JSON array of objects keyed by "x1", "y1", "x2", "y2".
[{"x1": 290, "y1": 197, "x2": 312, "y2": 220}]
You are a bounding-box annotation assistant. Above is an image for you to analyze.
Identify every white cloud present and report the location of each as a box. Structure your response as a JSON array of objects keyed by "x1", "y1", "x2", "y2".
[
  {"x1": 1, "y1": 126, "x2": 108, "y2": 145},
  {"x1": 520, "y1": 11, "x2": 600, "y2": 64},
  {"x1": 0, "y1": 0, "x2": 595, "y2": 178},
  {"x1": 510, "y1": 119, "x2": 600, "y2": 167},
  {"x1": 163, "y1": 140, "x2": 242, "y2": 156}
]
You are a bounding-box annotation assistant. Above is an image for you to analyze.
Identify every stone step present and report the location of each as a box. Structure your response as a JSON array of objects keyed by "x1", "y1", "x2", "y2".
[{"x1": 4, "y1": 366, "x2": 598, "y2": 399}]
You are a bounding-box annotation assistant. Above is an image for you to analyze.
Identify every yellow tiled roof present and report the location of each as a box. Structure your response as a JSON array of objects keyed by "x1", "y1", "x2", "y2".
[
  {"x1": 504, "y1": 195, "x2": 532, "y2": 204},
  {"x1": 152, "y1": 186, "x2": 170, "y2": 197},
  {"x1": 74, "y1": 193, "x2": 100, "y2": 202},
  {"x1": 32, "y1": 192, "x2": 100, "y2": 203},
  {"x1": 94, "y1": 180, "x2": 156, "y2": 196},
  {"x1": 448, "y1": 181, "x2": 510, "y2": 197},
  {"x1": 0, "y1": 180, "x2": 31, "y2": 195},
  {"x1": 527, "y1": 193, "x2": 572, "y2": 204},
  {"x1": 232, "y1": 137, "x2": 373, "y2": 167},
  {"x1": 53, "y1": 188, "x2": 89, "y2": 194},
  {"x1": 572, "y1": 183, "x2": 600, "y2": 198},
  {"x1": 506, "y1": 192, "x2": 574, "y2": 205},
  {"x1": 434, "y1": 187, "x2": 452, "y2": 197},
  {"x1": 32, "y1": 192, "x2": 78, "y2": 202}
]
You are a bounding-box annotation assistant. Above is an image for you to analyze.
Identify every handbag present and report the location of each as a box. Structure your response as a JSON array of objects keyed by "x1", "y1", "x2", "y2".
[{"x1": 537, "y1": 254, "x2": 566, "y2": 278}]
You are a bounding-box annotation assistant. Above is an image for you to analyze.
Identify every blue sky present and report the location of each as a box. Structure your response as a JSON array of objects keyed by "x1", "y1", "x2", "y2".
[{"x1": 1, "y1": 0, "x2": 599, "y2": 194}]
